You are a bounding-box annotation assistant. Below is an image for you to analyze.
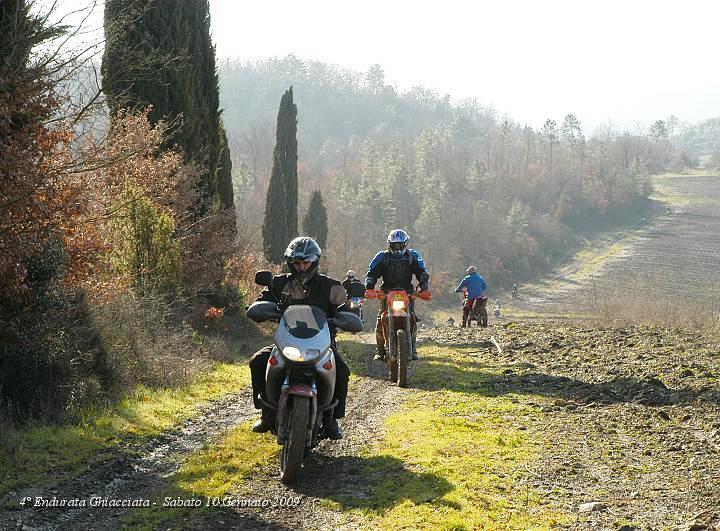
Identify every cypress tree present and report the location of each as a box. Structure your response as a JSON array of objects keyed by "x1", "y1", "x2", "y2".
[
  {"x1": 101, "y1": 0, "x2": 233, "y2": 211},
  {"x1": 262, "y1": 87, "x2": 298, "y2": 263},
  {"x1": 302, "y1": 191, "x2": 328, "y2": 248}
]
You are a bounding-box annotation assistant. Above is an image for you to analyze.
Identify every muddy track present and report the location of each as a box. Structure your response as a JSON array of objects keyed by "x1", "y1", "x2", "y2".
[{"x1": 0, "y1": 388, "x2": 256, "y2": 530}]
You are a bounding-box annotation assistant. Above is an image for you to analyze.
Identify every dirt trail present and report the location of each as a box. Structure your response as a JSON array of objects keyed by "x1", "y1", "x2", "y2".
[
  {"x1": 201, "y1": 333, "x2": 410, "y2": 531},
  {"x1": 0, "y1": 388, "x2": 256, "y2": 530}
]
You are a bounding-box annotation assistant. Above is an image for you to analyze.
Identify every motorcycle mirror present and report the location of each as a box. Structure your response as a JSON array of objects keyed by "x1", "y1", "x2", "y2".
[
  {"x1": 246, "y1": 301, "x2": 282, "y2": 322},
  {"x1": 331, "y1": 311, "x2": 363, "y2": 333},
  {"x1": 255, "y1": 270, "x2": 273, "y2": 287}
]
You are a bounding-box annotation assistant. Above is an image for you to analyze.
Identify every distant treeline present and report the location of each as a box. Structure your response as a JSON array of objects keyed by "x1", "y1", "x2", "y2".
[{"x1": 220, "y1": 55, "x2": 691, "y2": 294}]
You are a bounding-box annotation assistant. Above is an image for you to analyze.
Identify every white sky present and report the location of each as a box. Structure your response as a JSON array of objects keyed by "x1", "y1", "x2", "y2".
[{"x1": 55, "y1": 0, "x2": 720, "y2": 131}]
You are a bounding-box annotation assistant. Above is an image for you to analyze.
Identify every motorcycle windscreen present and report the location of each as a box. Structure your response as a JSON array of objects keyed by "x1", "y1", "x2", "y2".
[{"x1": 274, "y1": 305, "x2": 332, "y2": 352}]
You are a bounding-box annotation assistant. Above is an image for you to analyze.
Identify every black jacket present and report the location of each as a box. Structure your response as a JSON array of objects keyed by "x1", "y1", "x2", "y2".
[
  {"x1": 342, "y1": 278, "x2": 366, "y2": 298},
  {"x1": 256, "y1": 273, "x2": 347, "y2": 318}
]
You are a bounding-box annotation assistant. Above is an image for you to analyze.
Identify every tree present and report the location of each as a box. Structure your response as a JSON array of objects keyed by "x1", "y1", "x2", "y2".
[
  {"x1": 0, "y1": 0, "x2": 77, "y2": 296},
  {"x1": 302, "y1": 190, "x2": 328, "y2": 248},
  {"x1": 561, "y1": 114, "x2": 583, "y2": 168},
  {"x1": 262, "y1": 87, "x2": 298, "y2": 263},
  {"x1": 366, "y1": 64, "x2": 385, "y2": 95},
  {"x1": 102, "y1": 0, "x2": 233, "y2": 211},
  {"x1": 649, "y1": 120, "x2": 668, "y2": 143},
  {"x1": 542, "y1": 119, "x2": 559, "y2": 174}
]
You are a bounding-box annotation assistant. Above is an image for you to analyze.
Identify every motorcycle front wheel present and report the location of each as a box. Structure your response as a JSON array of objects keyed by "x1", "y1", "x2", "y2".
[
  {"x1": 397, "y1": 329, "x2": 409, "y2": 388},
  {"x1": 280, "y1": 396, "x2": 310, "y2": 484}
]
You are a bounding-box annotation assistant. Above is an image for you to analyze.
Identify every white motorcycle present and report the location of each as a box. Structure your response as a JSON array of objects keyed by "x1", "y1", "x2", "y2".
[{"x1": 247, "y1": 271, "x2": 362, "y2": 483}]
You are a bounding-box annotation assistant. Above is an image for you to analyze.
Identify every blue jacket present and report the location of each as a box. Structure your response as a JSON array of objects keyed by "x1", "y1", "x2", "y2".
[
  {"x1": 455, "y1": 272, "x2": 487, "y2": 299},
  {"x1": 365, "y1": 249, "x2": 429, "y2": 293}
]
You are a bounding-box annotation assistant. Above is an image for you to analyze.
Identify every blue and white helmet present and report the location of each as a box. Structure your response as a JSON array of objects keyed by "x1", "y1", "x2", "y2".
[{"x1": 387, "y1": 229, "x2": 409, "y2": 257}]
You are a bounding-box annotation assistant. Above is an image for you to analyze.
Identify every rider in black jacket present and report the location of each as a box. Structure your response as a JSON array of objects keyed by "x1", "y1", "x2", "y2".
[
  {"x1": 365, "y1": 229, "x2": 430, "y2": 361},
  {"x1": 248, "y1": 237, "x2": 349, "y2": 439}
]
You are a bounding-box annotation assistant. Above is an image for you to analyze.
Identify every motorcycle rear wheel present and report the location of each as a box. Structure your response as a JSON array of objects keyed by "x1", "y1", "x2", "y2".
[{"x1": 280, "y1": 396, "x2": 310, "y2": 484}]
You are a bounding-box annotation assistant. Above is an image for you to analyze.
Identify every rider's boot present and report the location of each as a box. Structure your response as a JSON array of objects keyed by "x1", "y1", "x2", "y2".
[
  {"x1": 323, "y1": 413, "x2": 343, "y2": 440},
  {"x1": 410, "y1": 331, "x2": 419, "y2": 360},
  {"x1": 374, "y1": 325, "x2": 386, "y2": 360},
  {"x1": 252, "y1": 406, "x2": 274, "y2": 433}
]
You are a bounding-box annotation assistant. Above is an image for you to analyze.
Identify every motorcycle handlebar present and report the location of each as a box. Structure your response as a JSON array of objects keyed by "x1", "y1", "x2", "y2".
[{"x1": 364, "y1": 289, "x2": 431, "y2": 301}]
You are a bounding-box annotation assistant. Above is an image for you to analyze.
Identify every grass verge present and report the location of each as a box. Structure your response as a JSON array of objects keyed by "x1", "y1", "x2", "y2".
[
  {"x1": 0, "y1": 363, "x2": 249, "y2": 498},
  {"x1": 325, "y1": 344, "x2": 568, "y2": 529}
]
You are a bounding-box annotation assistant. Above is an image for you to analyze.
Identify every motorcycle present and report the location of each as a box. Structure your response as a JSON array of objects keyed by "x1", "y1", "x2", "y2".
[
  {"x1": 365, "y1": 287, "x2": 431, "y2": 387},
  {"x1": 247, "y1": 271, "x2": 362, "y2": 484},
  {"x1": 462, "y1": 290, "x2": 488, "y2": 327}
]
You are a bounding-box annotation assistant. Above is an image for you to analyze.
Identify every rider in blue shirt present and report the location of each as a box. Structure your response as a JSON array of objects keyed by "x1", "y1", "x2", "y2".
[{"x1": 455, "y1": 266, "x2": 487, "y2": 327}]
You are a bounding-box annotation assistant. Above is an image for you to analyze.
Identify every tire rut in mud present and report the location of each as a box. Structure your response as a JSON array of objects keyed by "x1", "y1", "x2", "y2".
[{"x1": 0, "y1": 388, "x2": 256, "y2": 531}]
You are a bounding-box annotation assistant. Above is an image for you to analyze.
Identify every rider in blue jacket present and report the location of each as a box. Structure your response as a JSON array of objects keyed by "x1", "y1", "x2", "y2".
[
  {"x1": 455, "y1": 266, "x2": 487, "y2": 327},
  {"x1": 366, "y1": 229, "x2": 430, "y2": 361}
]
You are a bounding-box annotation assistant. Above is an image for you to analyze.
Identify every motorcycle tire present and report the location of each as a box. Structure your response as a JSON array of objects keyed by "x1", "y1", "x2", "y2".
[
  {"x1": 280, "y1": 396, "x2": 310, "y2": 484},
  {"x1": 397, "y1": 329, "x2": 409, "y2": 388},
  {"x1": 387, "y1": 320, "x2": 398, "y2": 383}
]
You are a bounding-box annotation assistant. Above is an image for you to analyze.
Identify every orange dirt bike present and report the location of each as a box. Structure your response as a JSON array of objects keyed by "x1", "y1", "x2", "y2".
[{"x1": 365, "y1": 288, "x2": 431, "y2": 387}]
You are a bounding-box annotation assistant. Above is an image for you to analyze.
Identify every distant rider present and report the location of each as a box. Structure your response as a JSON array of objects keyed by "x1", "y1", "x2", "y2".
[
  {"x1": 365, "y1": 229, "x2": 430, "y2": 361},
  {"x1": 455, "y1": 266, "x2": 488, "y2": 327},
  {"x1": 493, "y1": 298, "x2": 502, "y2": 317},
  {"x1": 342, "y1": 270, "x2": 366, "y2": 298},
  {"x1": 247, "y1": 237, "x2": 349, "y2": 440}
]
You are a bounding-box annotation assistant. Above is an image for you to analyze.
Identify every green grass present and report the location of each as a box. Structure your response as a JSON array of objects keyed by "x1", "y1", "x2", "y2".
[
  {"x1": 323, "y1": 344, "x2": 568, "y2": 529},
  {"x1": 0, "y1": 363, "x2": 249, "y2": 497}
]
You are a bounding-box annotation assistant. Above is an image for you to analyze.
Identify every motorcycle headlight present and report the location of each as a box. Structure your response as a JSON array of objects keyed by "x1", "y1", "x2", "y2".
[
  {"x1": 391, "y1": 300, "x2": 406, "y2": 311},
  {"x1": 282, "y1": 346, "x2": 321, "y2": 362}
]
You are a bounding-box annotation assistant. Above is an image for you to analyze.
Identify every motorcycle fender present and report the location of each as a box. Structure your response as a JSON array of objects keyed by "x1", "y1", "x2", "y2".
[
  {"x1": 277, "y1": 384, "x2": 317, "y2": 445},
  {"x1": 314, "y1": 350, "x2": 336, "y2": 409}
]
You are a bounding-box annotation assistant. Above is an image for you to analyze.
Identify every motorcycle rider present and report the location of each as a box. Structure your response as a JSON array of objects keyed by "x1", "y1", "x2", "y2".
[
  {"x1": 342, "y1": 270, "x2": 366, "y2": 298},
  {"x1": 511, "y1": 283, "x2": 518, "y2": 299},
  {"x1": 455, "y1": 266, "x2": 488, "y2": 327},
  {"x1": 365, "y1": 229, "x2": 430, "y2": 361},
  {"x1": 493, "y1": 298, "x2": 502, "y2": 317},
  {"x1": 248, "y1": 237, "x2": 349, "y2": 440}
]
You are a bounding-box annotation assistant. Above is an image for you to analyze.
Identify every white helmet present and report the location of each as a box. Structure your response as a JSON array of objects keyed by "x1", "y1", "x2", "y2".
[
  {"x1": 346, "y1": 269, "x2": 356, "y2": 278},
  {"x1": 466, "y1": 266, "x2": 477, "y2": 274},
  {"x1": 387, "y1": 229, "x2": 409, "y2": 257}
]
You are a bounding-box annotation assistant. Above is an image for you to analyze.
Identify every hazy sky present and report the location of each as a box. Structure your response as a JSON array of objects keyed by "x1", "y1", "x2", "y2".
[
  {"x1": 57, "y1": 0, "x2": 720, "y2": 131},
  {"x1": 209, "y1": 0, "x2": 719, "y2": 130}
]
